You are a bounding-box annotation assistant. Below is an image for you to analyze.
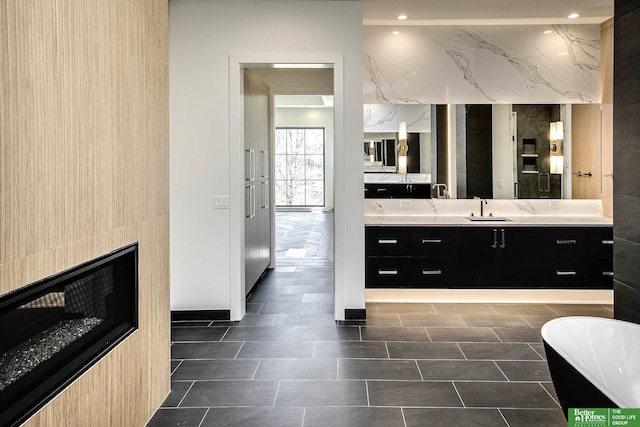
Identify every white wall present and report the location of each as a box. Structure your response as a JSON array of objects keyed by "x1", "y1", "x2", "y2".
[
  {"x1": 275, "y1": 107, "x2": 334, "y2": 210},
  {"x1": 169, "y1": 0, "x2": 364, "y2": 320}
]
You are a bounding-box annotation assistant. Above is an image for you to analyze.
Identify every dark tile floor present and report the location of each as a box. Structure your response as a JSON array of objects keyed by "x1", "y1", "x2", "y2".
[{"x1": 147, "y1": 212, "x2": 613, "y2": 427}]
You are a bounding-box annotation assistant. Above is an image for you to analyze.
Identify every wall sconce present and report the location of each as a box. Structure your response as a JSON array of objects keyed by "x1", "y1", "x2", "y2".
[
  {"x1": 369, "y1": 141, "x2": 375, "y2": 163},
  {"x1": 549, "y1": 121, "x2": 564, "y2": 174},
  {"x1": 550, "y1": 155, "x2": 564, "y2": 174},
  {"x1": 397, "y1": 122, "x2": 408, "y2": 174},
  {"x1": 550, "y1": 121, "x2": 564, "y2": 141}
]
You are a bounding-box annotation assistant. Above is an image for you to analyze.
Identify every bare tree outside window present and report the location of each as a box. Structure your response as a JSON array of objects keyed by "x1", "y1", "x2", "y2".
[{"x1": 275, "y1": 128, "x2": 325, "y2": 207}]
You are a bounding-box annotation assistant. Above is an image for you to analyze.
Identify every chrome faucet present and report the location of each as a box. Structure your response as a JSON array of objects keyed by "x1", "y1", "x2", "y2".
[
  {"x1": 473, "y1": 196, "x2": 488, "y2": 217},
  {"x1": 432, "y1": 183, "x2": 448, "y2": 199}
]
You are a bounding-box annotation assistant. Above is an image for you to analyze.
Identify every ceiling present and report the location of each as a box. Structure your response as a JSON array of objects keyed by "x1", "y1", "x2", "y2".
[{"x1": 362, "y1": 0, "x2": 614, "y2": 25}]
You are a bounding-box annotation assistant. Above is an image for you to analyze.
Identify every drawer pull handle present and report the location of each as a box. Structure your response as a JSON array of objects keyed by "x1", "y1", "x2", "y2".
[
  {"x1": 378, "y1": 239, "x2": 398, "y2": 244},
  {"x1": 602, "y1": 271, "x2": 614, "y2": 277},
  {"x1": 556, "y1": 270, "x2": 577, "y2": 276},
  {"x1": 602, "y1": 240, "x2": 614, "y2": 245},
  {"x1": 378, "y1": 269, "x2": 398, "y2": 276},
  {"x1": 422, "y1": 269, "x2": 442, "y2": 275},
  {"x1": 556, "y1": 239, "x2": 577, "y2": 245},
  {"x1": 377, "y1": 188, "x2": 387, "y2": 192},
  {"x1": 422, "y1": 239, "x2": 442, "y2": 244}
]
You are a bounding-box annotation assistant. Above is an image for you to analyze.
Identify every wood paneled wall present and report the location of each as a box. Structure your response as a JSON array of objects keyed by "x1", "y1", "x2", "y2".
[
  {"x1": 0, "y1": 1, "x2": 169, "y2": 425},
  {"x1": 572, "y1": 104, "x2": 603, "y2": 200}
]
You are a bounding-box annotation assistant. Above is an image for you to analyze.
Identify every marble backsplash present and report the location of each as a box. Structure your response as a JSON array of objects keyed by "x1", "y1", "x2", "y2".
[
  {"x1": 363, "y1": 24, "x2": 600, "y2": 104},
  {"x1": 365, "y1": 198, "x2": 605, "y2": 218}
]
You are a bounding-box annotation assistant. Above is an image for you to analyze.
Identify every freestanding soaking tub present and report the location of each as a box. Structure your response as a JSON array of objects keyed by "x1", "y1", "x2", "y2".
[{"x1": 542, "y1": 316, "x2": 640, "y2": 416}]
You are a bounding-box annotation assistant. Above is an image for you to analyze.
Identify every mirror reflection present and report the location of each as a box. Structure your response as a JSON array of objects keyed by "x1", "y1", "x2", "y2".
[{"x1": 364, "y1": 104, "x2": 604, "y2": 201}]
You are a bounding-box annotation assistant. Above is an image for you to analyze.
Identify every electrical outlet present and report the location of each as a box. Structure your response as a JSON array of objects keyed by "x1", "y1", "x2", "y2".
[
  {"x1": 213, "y1": 196, "x2": 230, "y2": 209},
  {"x1": 549, "y1": 200, "x2": 560, "y2": 208},
  {"x1": 400, "y1": 200, "x2": 412, "y2": 208}
]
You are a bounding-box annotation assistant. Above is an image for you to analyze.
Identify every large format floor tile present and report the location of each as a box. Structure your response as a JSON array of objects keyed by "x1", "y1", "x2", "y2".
[
  {"x1": 455, "y1": 382, "x2": 559, "y2": 408},
  {"x1": 149, "y1": 212, "x2": 610, "y2": 426}
]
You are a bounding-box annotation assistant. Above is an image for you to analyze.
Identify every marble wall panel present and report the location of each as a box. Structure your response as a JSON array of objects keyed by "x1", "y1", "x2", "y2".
[
  {"x1": 364, "y1": 25, "x2": 600, "y2": 104},
  {"x1": 364, "y1": 104, "x2": 431, "y2": 132}
]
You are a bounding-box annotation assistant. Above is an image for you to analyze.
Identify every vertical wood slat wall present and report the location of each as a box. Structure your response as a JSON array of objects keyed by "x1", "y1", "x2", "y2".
[
  {"x1": 0, "y1": 1, "x2": 169, "y2": 425},
  {"x1": 571, "y1": 104, "x2": 603, "y2": 200}
]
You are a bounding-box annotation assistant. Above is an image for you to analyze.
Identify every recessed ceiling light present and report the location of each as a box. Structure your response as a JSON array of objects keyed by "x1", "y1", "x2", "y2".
[
  {"x1": 568, "y1": 13, "x2": 580, "y2": 19},
  {"x1": 392, "y1": 31, "x2": 400, "y2": 35},
  {"x1": 397, "y1": 14, "x2": 407, "y2": 20},
  {"x1": 544, "y1": 30, "x2": 553, "y2": 34}
]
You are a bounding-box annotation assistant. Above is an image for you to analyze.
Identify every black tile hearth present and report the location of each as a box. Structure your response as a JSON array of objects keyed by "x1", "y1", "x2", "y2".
[{"x1": 150, "y1": 212, "x2": 611, "y2": 427}]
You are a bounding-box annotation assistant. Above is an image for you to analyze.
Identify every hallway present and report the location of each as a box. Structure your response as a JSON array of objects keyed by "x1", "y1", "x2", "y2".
[{"x1": 148, "y1": 212, "x2": 612, "y2": 426}]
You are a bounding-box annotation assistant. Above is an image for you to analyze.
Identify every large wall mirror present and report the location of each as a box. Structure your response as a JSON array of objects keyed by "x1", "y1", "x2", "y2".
[{"x1": 363, "y1": 103, "x2": 607, "y2": 200}]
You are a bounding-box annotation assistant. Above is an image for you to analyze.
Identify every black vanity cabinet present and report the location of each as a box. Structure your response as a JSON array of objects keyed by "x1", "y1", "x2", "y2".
[
  {"x1": 365, "y1": 226, "x2": 453, "y2": 288},
  {"x1": 364, "y1": 183, "x2": 431, "y2": 199},
  {"x1": 541, "y1": 228, "x2": 588, "y2": 287},
  {"x1": 455, "y1": 227, "x2": 542, "y2": 287},
  {"x1": 365, "y1": 224, "x2": 612, "y2": 290},
  {"x1": 586, "y1": 227, "x2": 614, "y2": 287},
  {"x1": 541, "y1": 227, "x2": 613, "y2": 288}
]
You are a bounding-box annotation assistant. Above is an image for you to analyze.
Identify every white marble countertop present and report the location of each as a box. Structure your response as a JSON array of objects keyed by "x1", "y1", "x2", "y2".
[
  {"x1": 365, "y1": 215, "x2": 613, "y2": 226},
  {"x1": 365, "y1": 199, "x2": 613, "y2": 227},
  {"x1": 364, "y1": 173, "x2": 431, "y2": 184}
]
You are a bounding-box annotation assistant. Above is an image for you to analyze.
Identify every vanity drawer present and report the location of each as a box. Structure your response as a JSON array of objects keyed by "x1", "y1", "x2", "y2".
[
  {"x1": 366, "y1": 227, "x2": 410, "y2": 256},
  {"x1": 542, "y1": 228, "x2": 587, "y2": 258},
  {"x1": 542, "y1": 258, "x2": 587, "y2": 287},
  {"x1": 407, "y1": 258, "x2": 453, "y2": 288},
  {"x1": 587, "y1": 259, "x2": 614, "y2": 288},
  {"x1": 587, "y1": 228, "x2": 614, "y2": 258},
  {"x1": 365, "y1": 257, "x2": 410, "y2": 288},
  {"x1": 409, "y1": 228, "x2": 454, "y2": 257}
]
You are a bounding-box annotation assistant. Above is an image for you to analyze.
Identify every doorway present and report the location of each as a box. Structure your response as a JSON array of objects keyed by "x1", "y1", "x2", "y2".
[{"x1": 230, "y1": 57, "x2": 341, "y2": 321}]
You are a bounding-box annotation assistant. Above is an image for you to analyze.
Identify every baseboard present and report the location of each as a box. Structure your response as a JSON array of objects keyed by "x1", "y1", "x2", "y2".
[
  {"x1": 171, "y1": 310, "x2": 231, "y2": 321},
  {"x1": 344, "y1": 308, "x2": 367, "y2": 321}
]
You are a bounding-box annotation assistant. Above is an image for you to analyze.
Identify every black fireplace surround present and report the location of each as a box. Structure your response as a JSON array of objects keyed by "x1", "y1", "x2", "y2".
[{"x1": 0, "y1": 244, "x2": 138, "y2": 426}]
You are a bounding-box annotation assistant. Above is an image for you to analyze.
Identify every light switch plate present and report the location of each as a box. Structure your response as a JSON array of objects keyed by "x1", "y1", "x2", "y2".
[
  {"x1": 213, "y1": 196, "x2": 230, "y2": 209},
  {"x1": 549, "y1": 200, "x2": 560, "y2": 207}
]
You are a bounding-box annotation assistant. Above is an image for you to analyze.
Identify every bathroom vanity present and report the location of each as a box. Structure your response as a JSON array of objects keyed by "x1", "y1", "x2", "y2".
[
  {"x1": 365, "y1": 199, "x2": 613, "y2": 290},
  {"x1": 364, "y1": 173, "x2": 432, "y2": 199}
]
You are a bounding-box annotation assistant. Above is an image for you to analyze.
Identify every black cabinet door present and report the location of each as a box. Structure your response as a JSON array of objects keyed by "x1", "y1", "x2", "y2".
[
  {"x1": 365, "y1": 257, "x2": 410, "y2": 288},
  {"x1": 500, "y1": 227, "x2": 543, "y2": 287},
  {"x1": 542, "y1": 258, "x2": 588, "y2": 287},
  {"x1": 542, "y1": 228, "x2": 587, "y2": 258},
  {"x1": 366, "y1": 226, "x2": 410, "y2": 256},
  {"x1": 455, "y1": 227, "x2": 542, "y2": 288},
  {"x1": 454, "y1": 228, "x2": 499, "y2": 286},
  {"x1": 407, "y1": 258, "x2": 453, "y2": 288},
  {"x1": 408, "y1": 184, "x2": 432, "y2": 198},
  {"x1": 409, "y1": 228, "x2": 454, "y2": 257},
  {"x1": 587, "y1": 227, "x2": 614, "y2": 258}
]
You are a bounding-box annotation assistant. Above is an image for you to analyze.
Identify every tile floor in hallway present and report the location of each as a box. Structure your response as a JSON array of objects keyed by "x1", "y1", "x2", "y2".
[{"x1": 147, "y1": 212, "x2": 613, "y2": 427}]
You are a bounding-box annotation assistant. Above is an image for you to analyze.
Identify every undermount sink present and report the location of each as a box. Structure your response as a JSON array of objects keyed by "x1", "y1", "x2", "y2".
[{"x1": 465, "y1": 216, "x2": 510, "y2": 222}]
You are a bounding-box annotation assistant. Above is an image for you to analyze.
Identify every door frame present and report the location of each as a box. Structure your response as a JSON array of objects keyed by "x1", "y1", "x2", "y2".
[{"x1": 229, "y1": 53, "x2": 344, "y2": 321}]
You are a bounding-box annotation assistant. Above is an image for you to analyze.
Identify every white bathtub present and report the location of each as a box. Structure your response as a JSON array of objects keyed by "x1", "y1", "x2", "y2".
[{"x1": 542, "y1": 316, "x2": 640, "y2": 411}]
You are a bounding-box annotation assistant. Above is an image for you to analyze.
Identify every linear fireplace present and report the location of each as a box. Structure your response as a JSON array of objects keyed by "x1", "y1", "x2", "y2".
[{"x1": 0, "y1": 244, "x2": 138, "y2": 427}]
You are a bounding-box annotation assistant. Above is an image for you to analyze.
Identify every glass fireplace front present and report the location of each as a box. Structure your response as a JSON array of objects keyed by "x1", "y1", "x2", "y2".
[{"x1": 0, "y1": 244, "x2": 138, "y2": 426}]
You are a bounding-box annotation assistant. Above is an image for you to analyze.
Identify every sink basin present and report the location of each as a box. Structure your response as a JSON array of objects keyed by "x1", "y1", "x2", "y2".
[{"x1": 465, "y1": 216, "x2": 510, "y2": 222}]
